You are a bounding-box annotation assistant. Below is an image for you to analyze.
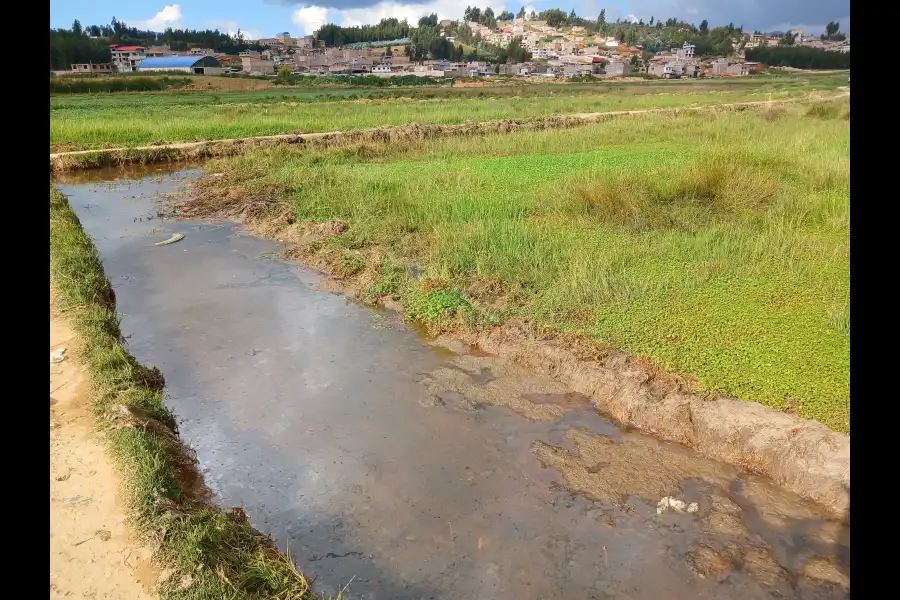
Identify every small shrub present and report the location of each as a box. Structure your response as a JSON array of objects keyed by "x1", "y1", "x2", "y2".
[{"x1": 806, "y1": 103, "x2": 840, "y2": 119}]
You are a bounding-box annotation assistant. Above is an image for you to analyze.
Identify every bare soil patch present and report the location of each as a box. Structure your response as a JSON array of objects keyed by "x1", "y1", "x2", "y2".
[{"x1": 50, "y1": 290, "x2": 156, "y2": 599}]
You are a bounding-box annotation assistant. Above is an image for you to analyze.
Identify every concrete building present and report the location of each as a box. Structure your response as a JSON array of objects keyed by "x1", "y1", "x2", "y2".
[
  {"x1": 138, "y1": 55, "x2": 224, "y2": 75},
  {"x1": 710, "y1": 57, "x2": 750, "y2": 76},
  {"x1": 604, "y1": 60, "x2": 631, "y2": 76},
  {"x1": 189, "y1": 47, "x2": 215, "y2": 56},
  {"x1": 276, "y1": 32, "x2": 297, "y2": 46},
  {"x1": 70, "y1": 63, "x2": 113, "y2": 74},
  {"x1": 109, "y1": 45, "x2": 146, "y2": 72},
  {"x1": 241, "y1": 55, "x2": 276, "y2": 75}
]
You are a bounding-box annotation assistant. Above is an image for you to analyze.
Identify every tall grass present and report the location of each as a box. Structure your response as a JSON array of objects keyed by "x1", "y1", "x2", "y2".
[
  {"x1": 50, "y1": 76, "x2": 192, "y2": 94},
  {"x1": 50, "y1": 76, "x2": 842, "y2": 151},
  {"x1": 197, "y1": 101, "x2": 850, "y2": 433}
]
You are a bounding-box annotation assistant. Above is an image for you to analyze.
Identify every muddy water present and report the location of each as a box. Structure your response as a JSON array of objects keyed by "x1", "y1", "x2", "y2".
[{"x1": 54, "y1": 166, "x2": 850, "y2": 600}]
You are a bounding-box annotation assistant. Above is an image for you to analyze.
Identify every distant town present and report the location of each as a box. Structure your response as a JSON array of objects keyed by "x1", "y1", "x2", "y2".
[{"x1": 52, "y1": 8, "x2": 850, "y2": 79}]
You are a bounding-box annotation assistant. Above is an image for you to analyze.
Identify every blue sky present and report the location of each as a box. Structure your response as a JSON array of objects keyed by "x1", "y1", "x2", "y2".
[{"x1": 49, "y1": 0, "x2": 850, "y2": 40}]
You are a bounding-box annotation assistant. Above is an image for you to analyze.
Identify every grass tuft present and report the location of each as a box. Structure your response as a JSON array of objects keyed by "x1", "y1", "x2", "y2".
[{"x1": 50, "y1": 186, "x2": 319, "y2": 600}]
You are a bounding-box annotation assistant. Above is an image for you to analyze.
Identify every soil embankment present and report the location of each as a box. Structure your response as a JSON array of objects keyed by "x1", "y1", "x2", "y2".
[{"x1": 50, "y1": 291, "x2": 156, "y2": 599}]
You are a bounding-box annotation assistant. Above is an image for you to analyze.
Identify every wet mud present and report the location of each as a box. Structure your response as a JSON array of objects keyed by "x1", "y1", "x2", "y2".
[{"x1": 52, "y1": 165, "x2": 850, "y2": 599}]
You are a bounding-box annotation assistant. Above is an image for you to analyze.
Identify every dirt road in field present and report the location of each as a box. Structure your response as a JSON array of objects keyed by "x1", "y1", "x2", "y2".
[
  {"x1": 50, "y1": 291, "x2": 156, "y2": 599},
  {"x1": 49, "y1": 92, "x2": 848, "y2": 168}
]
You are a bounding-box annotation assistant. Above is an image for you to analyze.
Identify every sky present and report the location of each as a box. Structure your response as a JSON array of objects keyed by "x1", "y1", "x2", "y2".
[{"x1": 49, "y1": 0, "x2": 850, "y2": 41}]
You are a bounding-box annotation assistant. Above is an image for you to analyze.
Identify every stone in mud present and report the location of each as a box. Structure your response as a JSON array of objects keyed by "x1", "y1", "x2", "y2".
[
  {"x1": 656, "y1": 496, "x2": 699, "y2": 515},
  {"x1": 418, "y1": 395, "x2": 446, "y2": 408}
]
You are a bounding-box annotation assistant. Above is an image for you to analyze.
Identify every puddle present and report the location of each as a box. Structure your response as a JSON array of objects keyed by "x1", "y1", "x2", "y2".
[{"x1": 52, "y1": 168, "x2": 850, "y2": 600}]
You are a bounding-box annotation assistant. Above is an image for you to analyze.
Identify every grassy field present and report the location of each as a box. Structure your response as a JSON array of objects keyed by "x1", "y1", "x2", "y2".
[
  {"x1": 193, "y1": 99, "x2": 850, "y2": 433},
  {"x1": 50, "y1": 187, "x2": 319, "y2": 599},
  {"x1": 50, "y1": 73, "x2": 844, "y2": 151}
]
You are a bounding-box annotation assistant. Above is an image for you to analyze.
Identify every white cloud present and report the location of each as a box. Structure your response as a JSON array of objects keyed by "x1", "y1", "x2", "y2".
[
  {"x1": 130, "y1": 4, "x2": 183, "y2": 31},
  {"x1": 209, "y1": 20, "x2": 261, "y2": 40},
  {"x1": 289, "y1": 1, "x2": 508, "y2": 33},
  {"x1": 292, "y1": 6, "x2": 330, "y2": 35},
  {"x1": 624, "y1": 13, "x2": 639, "y2": 23},
  {"x1": 337, "y1": 1, "x2": 505, "y2": 28},
  {"x1": 523, "y1": 5, "x2": 538, "y2": 19}
]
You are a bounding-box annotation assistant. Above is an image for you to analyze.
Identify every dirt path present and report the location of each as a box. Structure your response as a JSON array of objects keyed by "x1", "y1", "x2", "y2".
[
  {"x1": 50, "y1": 291, "x2": 156, "y2": 599},
  {"x1": 48, "y1": 92, "x2": 848, "y2": 163}
]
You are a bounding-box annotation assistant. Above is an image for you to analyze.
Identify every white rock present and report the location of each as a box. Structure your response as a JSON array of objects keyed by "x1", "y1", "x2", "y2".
[
  {"x1": 657, "y1": 496, "x2": 698, "y2": 515},
  {"x1": 50, "y1": 348, "x2": 67, "y2": 364}
]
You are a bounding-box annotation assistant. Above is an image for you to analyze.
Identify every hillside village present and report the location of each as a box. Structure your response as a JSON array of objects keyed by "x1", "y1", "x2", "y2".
[{"x1": 58, "y1": 10, "x2": 850, "y2": 80}]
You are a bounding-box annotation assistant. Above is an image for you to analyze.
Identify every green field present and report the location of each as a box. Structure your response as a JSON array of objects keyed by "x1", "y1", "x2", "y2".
[
  {"x1": 50, "y1": 73, "x2": 844, "y2": 151},
  {"x1": 195, "y1": 99, "x2": 850, "y2": 433}
]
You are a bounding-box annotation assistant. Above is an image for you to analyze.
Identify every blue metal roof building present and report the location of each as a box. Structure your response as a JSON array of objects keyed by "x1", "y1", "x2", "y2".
[{"x1": 138, "y1": 55, "x2": 223, "y2": 73}]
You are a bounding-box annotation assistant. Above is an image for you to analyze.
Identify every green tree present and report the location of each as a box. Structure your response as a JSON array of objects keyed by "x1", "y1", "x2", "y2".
[
  {"x1": 418, "y1": 13, "x2": 437, "y2": 28},
  {"x1": 699, "y1": 19, "x2": 709, "y2": 35},
  {"x1": 517, "y1": 7, "x2": 526, "y2": 19},
  {"x1": 276, "y1": 65, "x2": 293, "y2": 84},
  {"x1": 457, "y1": 22, "x2": 474, "y2": 44},
  {"x1": 630, "y1": 54, "x2": 638, "y2": 67},
  {"x1": 826, "y1": 21, "x2": 840, "y2": 37},
  {"x1": 498, "y1": 11, "x2": 514, "y2": 21},
  {"x1": 599, "y1": 9, "x2": 606, "y2": 26},
  {"x1": 505, "y1": 36, "x2": 531, "y2": 62},
  {"x1": 542, "y1": 9, "x2": 568, "y2": 28},
  {"x1": 649, "y1": 16, "x2": 654, "y2": 26},
  {"x1": 779, "y1": 31, "x2": 797, "y2": 46},
  {"x1": 72, "y1": 19, "x2": 83, "y2": 35},
  {"x1": 482, "y1": 7, "x2": 497, "y2": 28}
]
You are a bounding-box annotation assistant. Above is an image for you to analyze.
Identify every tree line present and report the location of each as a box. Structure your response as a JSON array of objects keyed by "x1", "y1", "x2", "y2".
[
  {"x1": 745, "y1": 46, "x2": 850, "y2": 69},
  {"x1": 50, "y1": 17, "x2": 260, "y2": 70},
  {"x1": 315, "y1": 18, "x2": 411, "y2": 47}
]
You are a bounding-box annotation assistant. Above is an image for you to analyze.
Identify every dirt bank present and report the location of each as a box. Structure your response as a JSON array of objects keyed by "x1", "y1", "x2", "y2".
[
  {"x1": 50, "y1": 290, "x2": 156, "y2": 599},
  {"x1": 434, "y1": 326, "x2": 850, "y2": 518},
  {"x1": 49, "y1": 94, "x2": 837, "y2": 172},
  {"x1": 172, "y1": 184, "x2": 850, "y2": 519}
]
